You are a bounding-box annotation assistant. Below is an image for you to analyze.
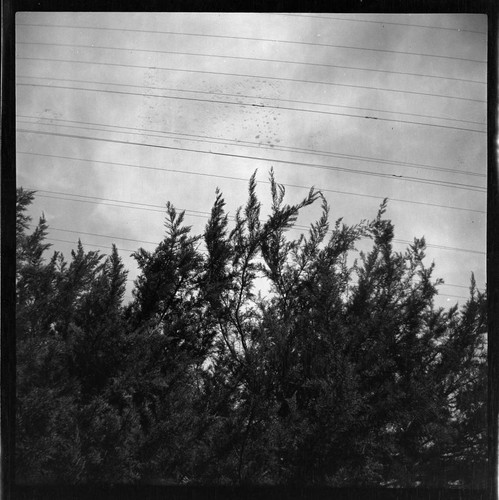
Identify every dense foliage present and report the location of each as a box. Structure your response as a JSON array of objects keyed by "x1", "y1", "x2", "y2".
[{"x1": 15, "y1": 172, "x2": 487, "y2": 487}]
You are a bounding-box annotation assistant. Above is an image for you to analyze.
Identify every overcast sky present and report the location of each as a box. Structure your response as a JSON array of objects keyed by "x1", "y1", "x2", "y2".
[{"x1": 16, "y1": 12, "x2": 487, "y2": 308}]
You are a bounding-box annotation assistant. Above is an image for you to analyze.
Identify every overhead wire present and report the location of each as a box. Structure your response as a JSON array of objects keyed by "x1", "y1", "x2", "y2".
[
  {"x1": 46, "y1": 236, "x2": 136, "y2": 254},
  {"x1": 16, "y1": 41, "x2": 486, "y2": 85},
  {"x1": 438, "y1": 294, "x2": 474, "y2": 300},
  {"x1": 17, "y1": 57, "x2": 486, "y2": 104},
  {"x1": 16, "y1": 115, "x2": 487, "y2": 177},
  {"x1": 46, "y1": 226, "x2": 158, "y2": 247},
  {"x1": 30, "y1": 203, "x2": 485, "y2": 301},
  {"x1": 43, "y1": 238, "x2": 472, "y2": 301},
  {"x1": 16, "y1": 22, "x2": 487, "y2": 63},
  {"x1": 26, "y1": 189, "x2": 486, "y2": 256},
  {"x1": 34, "y1": 224, "x2": 483, "y2": 294},
  {"x1": 16, "y1": 75, "x2": 486, "y2": 127},
  {"x1": 280, "y1": 13, "x2": 487, "y2": 35},
  {"x1": 17, "y1": 151, "x2": 486, "y2": 215},
  {"x1": 17, "y1": 82, "x2": 486, "y2": 135},
  {"x1": 17, "y1": 128, "x2": 487, "y2": 192},
  {"x1": 18, "y1": 16, "x2": 485, "y2": 298}
]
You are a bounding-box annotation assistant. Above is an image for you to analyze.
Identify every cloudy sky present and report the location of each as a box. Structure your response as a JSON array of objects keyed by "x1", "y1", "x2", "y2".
[{"x1": 16, "y1": 12, "x2": 487, "y2": 307}]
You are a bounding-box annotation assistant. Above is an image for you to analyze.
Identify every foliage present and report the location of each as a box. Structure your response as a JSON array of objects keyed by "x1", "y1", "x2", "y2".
[{"x1": 15, "y1": 177, "x2": 486, "y2": 487}]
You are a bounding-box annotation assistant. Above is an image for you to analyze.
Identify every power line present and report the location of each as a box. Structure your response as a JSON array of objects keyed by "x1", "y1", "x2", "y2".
[
  {"x1": 17, "y1": 75, "x2": 486, "y2": 127},
  {"x1": 16, "y1": 22, "x2": 487, "y2": 64},
  {"x1": 396, "y1": 241, "x2": 484, "y2": 255},
  {"x1": 281, "y1": 13, "x2": 487, "y2": 35},
  {"x1": 17, "y1": 116, "x2": 486, "y2": 177},
  {"x1": 33, "y1": 192, "x2": 216, "y2": 221},
  {"x1": 43, "y1": 240, "x2": 472, "y2": 301},
  {"x1": 18, "y1": 151, "x2": 486, "y2": 215},
  {"x1": 47, "y1": 236, "x2": 136, "y2": 254},
  {"x1": 16, "y1": 82, "x2": 486, "y2": 135},
  {"x1": 42, "y1": 226, "x2": 210, "y2": 255},
  {"x1": 438, "y1": 293, "x2": 472, "y2": 300},
  {"x1": 27, "y1": 189, "x2": 486, "y2": 256},
  {"x1": 17, "y1": 41, "x2": 486, "y2": 86},
  {"x1": 294, "y1": 219, "x2": 486, "y2": 255},
  {"x1": 38, "y1": 225, "x2": 484, "y2": 293},
  {"x1": 48, "y1": 226, "x2": 158, "y2": 247},
  {"x1": 17, "y1": 128, "x2": 487, "y2": 192},
  {"x1": 440, "y1": 283, "x2": 476, "y2": 290},
  {"x1": 17, "y1": 57, "x2": 486, "y2": 104}
]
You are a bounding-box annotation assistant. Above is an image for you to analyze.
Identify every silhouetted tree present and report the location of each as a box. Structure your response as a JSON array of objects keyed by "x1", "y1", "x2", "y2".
[{"x1": 15, "y1": 176, "x2": 487, "y2": 487}]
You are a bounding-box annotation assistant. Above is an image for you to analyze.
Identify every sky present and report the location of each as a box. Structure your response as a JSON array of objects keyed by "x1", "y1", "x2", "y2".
[{"x1": 15, "y1": 12, "x2": 487, "y2": 308}]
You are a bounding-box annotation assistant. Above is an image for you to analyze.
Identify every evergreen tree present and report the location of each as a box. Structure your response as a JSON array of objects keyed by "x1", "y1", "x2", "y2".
[
  {"x1": 15, "y1": 178, "x2": 487, "y2": 488},
  {"x1": 16, "y1": 188, "x2": 141, "y2": 483}
]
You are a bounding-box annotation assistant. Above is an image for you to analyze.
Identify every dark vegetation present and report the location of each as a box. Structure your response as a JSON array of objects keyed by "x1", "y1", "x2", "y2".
[{"x1": 15, "y1": 171, "x2": 487, "y2": 487}]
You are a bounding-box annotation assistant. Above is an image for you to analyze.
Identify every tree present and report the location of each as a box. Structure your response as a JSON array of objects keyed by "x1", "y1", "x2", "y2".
[
  {"x1": 15, "y1": 178, "x2": 487, "y2": 488},
  {"x1": 16, "y1": 188, "x2": 141, "y2": 483}
]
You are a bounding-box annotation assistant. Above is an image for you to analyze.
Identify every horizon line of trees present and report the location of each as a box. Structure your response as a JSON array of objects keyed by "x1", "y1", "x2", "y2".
[{"x1": 16, "y1": 170, "x2": 487, "y2": 487}]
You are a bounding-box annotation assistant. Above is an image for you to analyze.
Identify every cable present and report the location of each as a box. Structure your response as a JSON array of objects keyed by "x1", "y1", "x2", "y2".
[
  {"x1": 281, "y1": 14, "x2": 487, "y2": 35},
  {"x1": 440, "y1": 283, "x2": 477, "y2": 290},
  {"x1": 17, "y1": 57, "x2": 486, "y2": 104},
  {"x1": 47, "y1": 236, "x2": 136, "y2": 254},
  {"x1": 16, "y1": 82, "x2": 487, "y2": 134},
  {"x1": 294, "y1": 219, "x2": 485, "y2": 255},
  {"x1": 44, "y1": 241, "x2": 472, "y2": 301},
  {"x1": 398, "y1": 240, "x2": 483, "y2": 255},
  {"x1": 39, "y1": 225, "x2": 485, "y2": 292},
  {"x1": 18, "y1": 151, "x2": 486, "y2": 215},
  {"x1": 17, "y1": 41, "x2": 486, "y2": 86},
  {"x1": 17, "y1": 128, "x2": 487, "y2": 192},
  {"x1": 48, "y1": 227, "x2": 158, "y2": 246},
  {"x1": 46, "y1": 224, "x2": 484, "y2": 289},
  {"x1": 16, "y1": 22, "x2": 487, "y2": 63},
  {"x1": 17, "y1": 116, "x2": 486, "y2": 177},
  {"x1": 438, "y1": 293, "x2": 473, "y2": 300},
  {"x1": 34, "y1": 193, "x2": 216, "y2": 222},
  {"x1": 17, "y1": 75, "x2": 486, "y2": 127},
  {"x1": 46, "y1": 227, "x2": 211, "y2": 256},
  {"x1": 47, "y1": 233, "x2": 208, "y2": 255},
  {"x1": 393, "y1": 241, "x2": 484, "y2": 255},
  {"x1": 27, "y1": 189, "x2": 486, "y2": 256}
]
